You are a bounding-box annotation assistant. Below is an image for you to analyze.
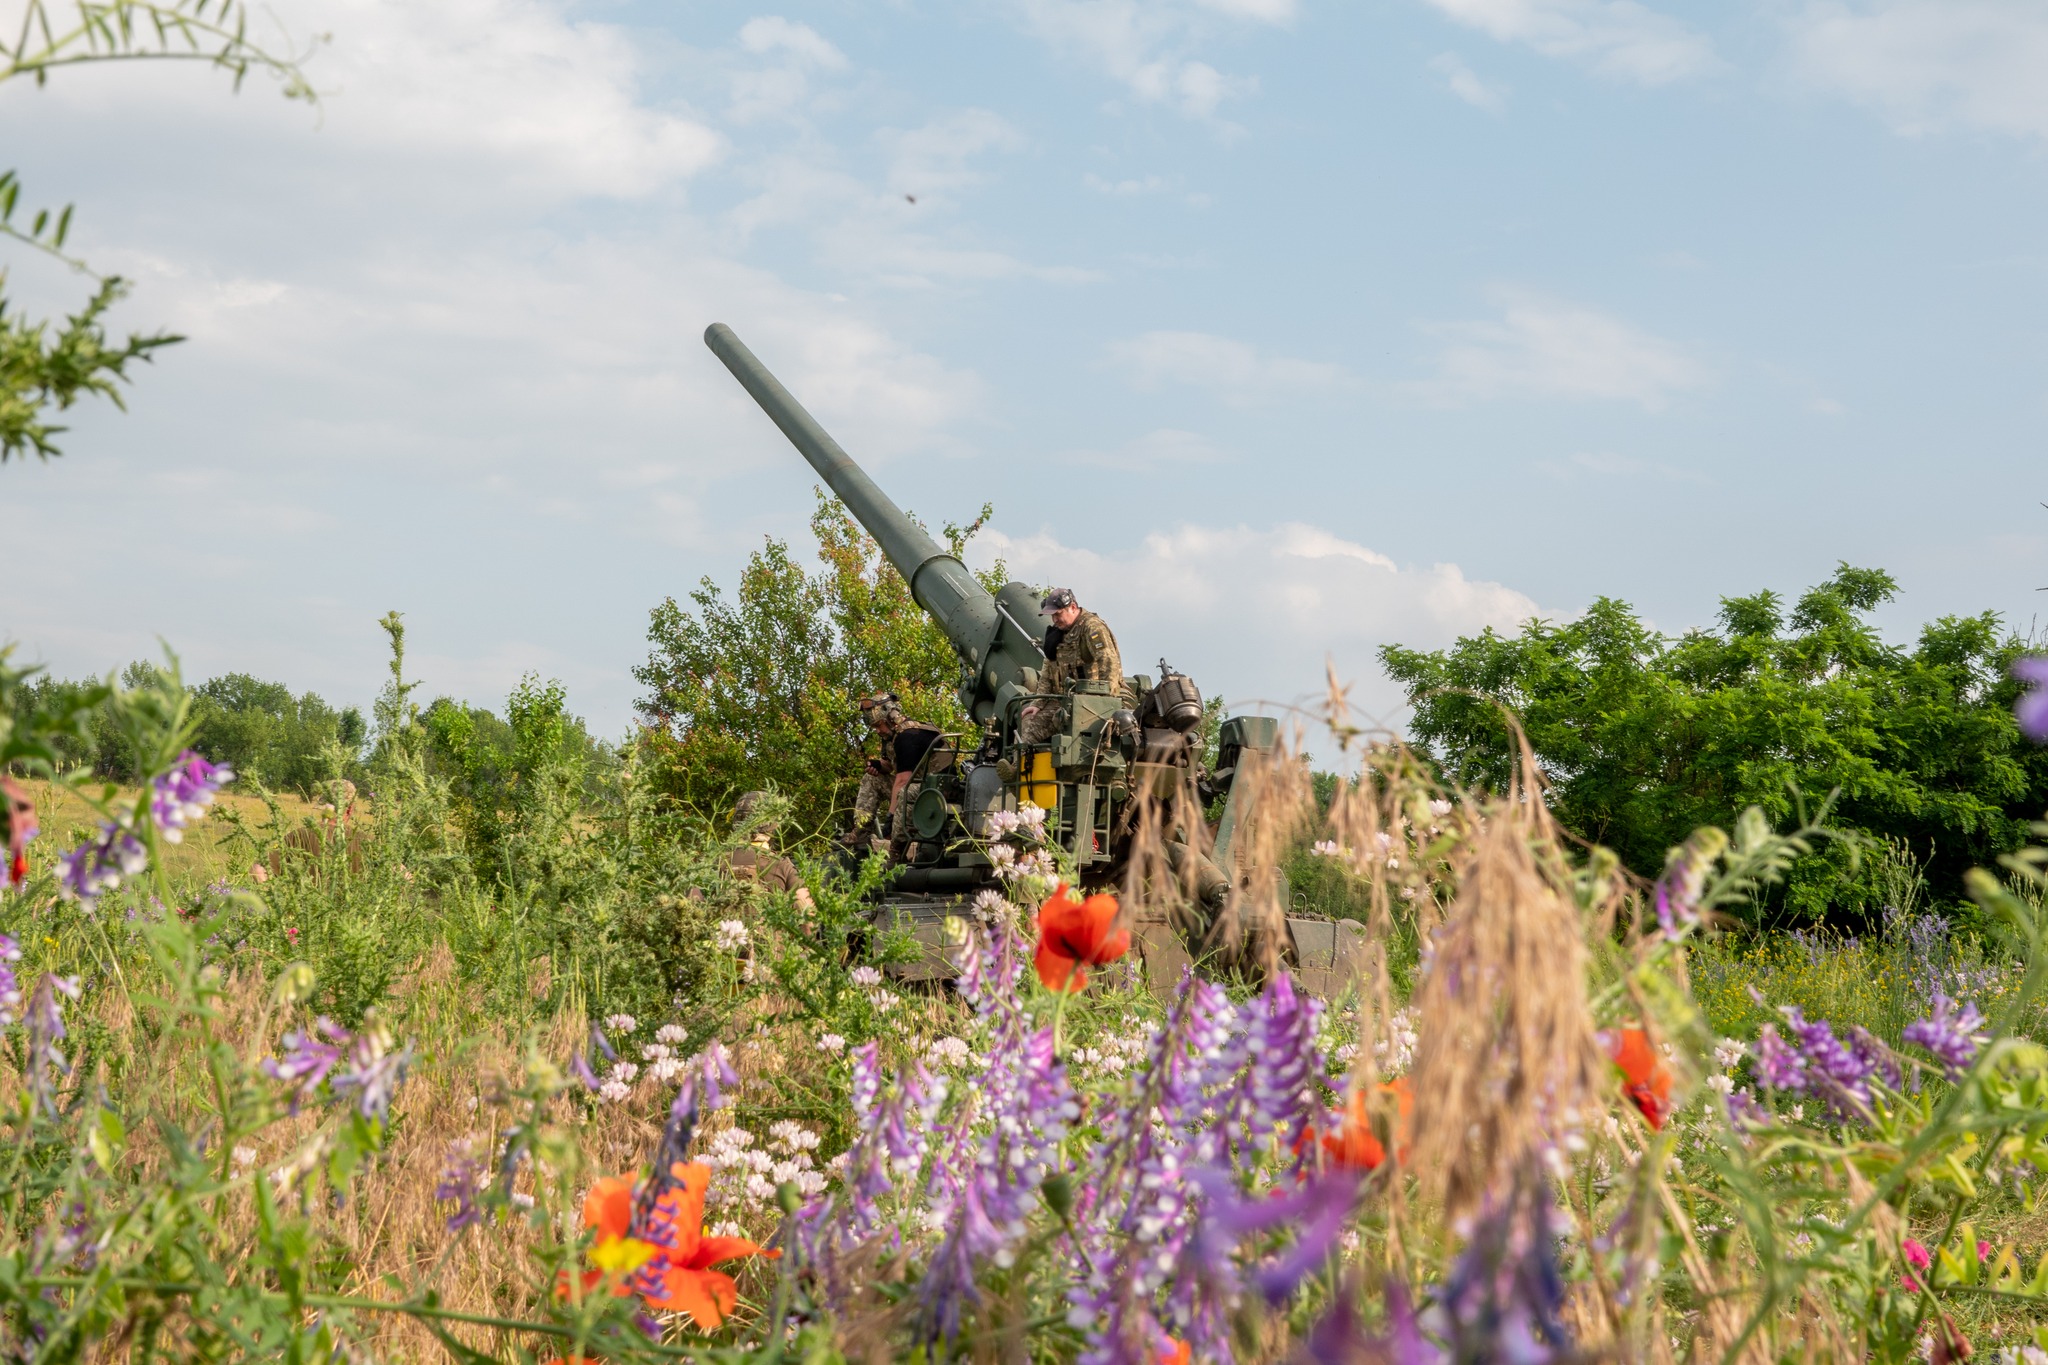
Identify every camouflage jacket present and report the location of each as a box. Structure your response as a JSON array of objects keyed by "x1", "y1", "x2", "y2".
[{"x1": 1042, "y1": 610, "x2": 1122, "y2": 693}]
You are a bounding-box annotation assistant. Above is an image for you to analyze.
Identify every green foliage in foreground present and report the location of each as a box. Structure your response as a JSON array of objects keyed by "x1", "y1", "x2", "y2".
[{"x1": 1383, "y1": 563, "x2": 2048, "y2": 922}]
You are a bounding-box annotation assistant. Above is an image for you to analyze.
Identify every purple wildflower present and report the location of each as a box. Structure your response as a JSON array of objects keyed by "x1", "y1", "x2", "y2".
[
  {"x1": 569, "y1": 1051, "x2": 601, "y2": 1091},
  {"x1": 1782, "y1": 1007, "x2": 1880, "y2": 1115},
  {"x1": 1304, "y1": 1279, "x2": 1438, "y2": 1365},
  {"x1": 2013, "y1": 655, "x2": 2048, "y2": 742},
  {"x1": 1751, "y1": 1023, "x2": 1807, "y2": 1092},
  {"x1": 1228, "y1": 974, "x2": 1324, "y2": 1153},
  {"x1": 1192, "y1": 1166, "x2": 1365, "y2": 1303},
  {"x1": 1724, "y1": 1089, "x2": 1768, "y2": 1127},
  {"x1": 25, "y1": 974, "x2": 80, "y2": 1116},
  {"x1": 56, "y1": 821, "x2": 147, "y2": 907},
  {"x1": 150, "y1": 751, "x2": 233, "y2": 842},
  {"x1": 1903, "y1": 994, "x2": 1987, "y2": 1080},
  {"x1": 1424, "y1": 1174, "x2": 1571, "y2": 1364},
  {"x1": 260, "y1": 1018, "x2": 349, "y2": 1111},
  {"x1": 1653, "y1": 828, "x2": 1724, "y2": 937},
  {"x1": 437, "y1": 1141, "x2": 486, "y2": 1232},
  {"x1": 0, "y1": 934, "x2": 22, "y2": 1026},
  {"x1": 330, "y1": 1022, "x2": 412, "y2": 1123}
]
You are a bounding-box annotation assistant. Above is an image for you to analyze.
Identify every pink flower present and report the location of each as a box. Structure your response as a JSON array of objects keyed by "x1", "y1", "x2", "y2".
[{"x1": 1901, "y1": 1238, "x2": 1931, "y2": 1291}]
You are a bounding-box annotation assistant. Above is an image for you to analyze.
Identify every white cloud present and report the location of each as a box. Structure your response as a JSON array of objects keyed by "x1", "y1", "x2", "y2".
[
  {"x1": 1411, "y1": 292, "x2": 1710, "y2": 409},
  {"x1": 1786, "y1": 1, "x2": 2048, "y2": 140},
  {"x1": 1428, "y1": 51, "x2": 1508, "y2": 109},
  {"x1": 1104, "y1": 330, "x2": 1351, "y2": 403},
  {"x1": 975, "y1": 522, "x2": 1542, "y2": 732},
  {"x1": 737, "y1": 16, "x2": 849, "y2": 68},
  {"x1": 1008, "y1": 0, "x2": 1282, "y2": 120},
  {"x1": 1420, "y1": 0, "x2": 1718, "y2": 85}
]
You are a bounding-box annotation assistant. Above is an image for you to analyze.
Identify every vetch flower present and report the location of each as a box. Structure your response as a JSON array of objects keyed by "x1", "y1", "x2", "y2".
[
  {"x1": 1751, "y1": 1023, "x2": 1807, "y2": 1092},
  {"x1": 25, "y1": 973, "x2": 80, "y2": 1116},
  {"x1": 262, "y1": 1019, "x2": 349, "y2": 1110},
  {"x1": 57, "y1": 821, "x2": 148, "y2": 907},
  {"x1": 1653, "y1": 828, "x2": 1726, "y2": 937},
  {"x1": 1033, "y1": 883, "x2": 1129, "y2": 993},
  {"x1": 1903, "y1": 994, "x2": 1987, "y2": 1079},
  {"x1": 2013, "y1": 656, "x2": 2048, "y2": 742},
  {"x1": 330, "y1": 1021, "x2": 412, "y2": 1123},
  {"x1": 150, "y1": 751, "x2": 233, "y2": 842},
  {"x1": 0, "y1": 934, "x2": 22, "y2": 1026},
  {"x1": 438, "y1": 1140, "x2": 487, "y2": 1232}
]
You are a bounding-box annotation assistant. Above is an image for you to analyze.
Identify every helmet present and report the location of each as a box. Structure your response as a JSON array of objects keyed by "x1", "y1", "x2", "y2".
[{"x1": 858, "y1": 690, "x2": 903, "y2": 727}]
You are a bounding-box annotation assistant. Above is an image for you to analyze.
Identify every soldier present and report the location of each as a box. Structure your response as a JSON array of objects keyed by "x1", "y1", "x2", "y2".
[
  {"x1": 726, "y1": 790, "x2": 813, "y2": 911},
  {"x1": 1018, "y1": 588, "x2": 1122, "y2": 745},
  {"x1": 851, "y1": 692, "x2": 941, "y2": 849}
]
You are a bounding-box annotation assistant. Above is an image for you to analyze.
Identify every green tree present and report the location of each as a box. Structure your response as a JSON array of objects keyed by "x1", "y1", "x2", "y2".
[
  {"x1": 1380, "y1": 564, "x2": 2048, "y2": 920},
  {"x1": 0, "y1": 1, "x2": 311, "y2": 464},
  {"x1": 633, "y1": 492, "x2": 1000, "y2": 833}
]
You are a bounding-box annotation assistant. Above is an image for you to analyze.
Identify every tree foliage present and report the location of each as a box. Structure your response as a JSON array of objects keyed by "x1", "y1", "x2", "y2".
[
  {"x1": 633, "y1": 492, "x2": 1000, "y2": 834},
  {"x1": 1380, "y1": 563, "x2": 2048, "y2": 920}
]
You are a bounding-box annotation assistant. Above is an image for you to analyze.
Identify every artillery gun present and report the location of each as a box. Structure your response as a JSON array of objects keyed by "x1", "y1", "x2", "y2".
[{"x1": 704, "y1": 323, "x2": 1363, "y2": 993}]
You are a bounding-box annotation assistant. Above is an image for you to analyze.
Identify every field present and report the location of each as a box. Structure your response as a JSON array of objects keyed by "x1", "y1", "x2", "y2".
[{"x1": 8, "y1": 667, "x2": 2048, "y2": 1365}]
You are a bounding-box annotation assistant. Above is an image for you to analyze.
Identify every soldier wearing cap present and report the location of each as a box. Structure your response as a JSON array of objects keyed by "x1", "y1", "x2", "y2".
[
  {"x1": 851, "y1": 691, "x2": 942, "y2": 848},
  {"x1": 1018, "y1": 588, "x2": 1122, "y2": 745}
]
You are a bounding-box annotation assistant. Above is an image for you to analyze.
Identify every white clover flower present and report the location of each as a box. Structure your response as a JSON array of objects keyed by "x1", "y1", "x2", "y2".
[
  {"x1": 769, "y1": 1120, "x2": 822, "y2": 1153},
  {"x1": 1015, "y1": 804, "x2": 1047, "y2": 835},
  {"x1": 849, "y1": 965, "x2": 883, "y2": 988},
  {"x1": 609, "y1": 1061, "x2": 640, "y2": 1085},
  {"x1": 649, "y1": 1056, "x2": 685, "y2": 1083},
  {"x1": 232, "y1": 1145, "x2": 258, "y2": 1169},
  {"x1": 598, "y1": 1080, "x2": 632, "y2": 1104},
  {"x1": 1706, "y1": 1074, "x2": 1735, "y2": 1096},
  {"x1": 603, "y1": 1013, "x2": 637, "y2": 1034},
  {"x1": 985, "y1": 809, "x2": 1021, "y2": 838},
  {"x1": 745, "y1": 1173, "x2": 777, "y2": 1202},
  {"x1": 715, "y1": 920, "x2": 751, "y2": 952},
  {"x1": 817, "y1": 1032, "x2": 848, "y2": 1054},
  {"x1": 642, "y1": 1042, "x2": 673, "y2": 1061},
  {"x1": 709, "y1": 1219, "x2": 746, "y2": 1239},
  {"x1": 1713, "y1": 1038, "x2": 1747, "y2": 1072},
  {"x1": 511, "y1": 1191, "x2": 536, "y2": 1209},
  {"x1": 1429, "y1": 799, "x2": 1452, "y2": 818},
  {"x1": 869, "y1": 989, "x2": 902, "y2": 1015},
  {"x1": 655, "y1": 1023, "x2": 687, "y2": 1045},
  {"x1": 926, "y1": 1037, "x2": 972, "y2": 1068},
  {"x1": 985, "y1": 843, "x2": 1017, "y2": 869}
]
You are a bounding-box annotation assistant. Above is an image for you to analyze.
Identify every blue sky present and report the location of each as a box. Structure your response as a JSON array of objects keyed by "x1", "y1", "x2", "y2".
[{"x1": 6, "y1": 0, "x2": 2047, "y2": 740}]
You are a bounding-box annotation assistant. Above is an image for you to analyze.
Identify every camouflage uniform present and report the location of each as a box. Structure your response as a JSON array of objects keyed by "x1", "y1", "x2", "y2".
[
  {"x1": 1019, "y1": 609, "x2": 1123, "y2": 745},
  {"x1": 852, "y1": 698, "x2": 939, "y2": 837}
]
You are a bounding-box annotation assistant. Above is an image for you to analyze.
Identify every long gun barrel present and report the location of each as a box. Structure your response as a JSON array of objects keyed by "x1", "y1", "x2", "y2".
[{"x1": 704, "y1": 323, "x2": 1046, "y2": 722}]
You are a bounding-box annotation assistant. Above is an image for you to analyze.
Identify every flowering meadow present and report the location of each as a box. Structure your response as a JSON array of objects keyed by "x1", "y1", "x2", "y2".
[{"x1": 9, "y1": 655, "x2": 2048, "y2": 1362}]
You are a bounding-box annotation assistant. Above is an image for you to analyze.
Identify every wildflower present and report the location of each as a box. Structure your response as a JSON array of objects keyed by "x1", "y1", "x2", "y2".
[
  {"x1": 56, "y1": 821, "x2": 148, "y2": 907},
  {"x1": 605, "y1": 1013, "x2": 639, "y2": 1035},
  {"x1": 150, "y1": 751, "x2": 233, "y2": 842},
  {"x1": 925, "y1": 1037, "x2": 972, "y2": 1068},
  {"x1": 714, "y1": 920, "x2": 751, "y2": 952},
  {"x1": 570, "y1": 1052, "x2": 602, "y2": 1091},
  {"x1": 1310, "y1": 839, "x2": 1342, "y2": 857},
  {"x1": 573, "y1": 1160, "x2": 779, "y2": 1330},
  {"x1": 656, "y1": 1023, "x2": 687, "y2": 1045},
  {"x1": 0, "y1": 934, "x2": 22, "y2": 1026},
  {"x1": 330, "y1": 1021, "x2": 412, "y2": 1123},
  {"x1": 817, "y1": 1032, "x2": 847, "y2": 1054},
  {"x1": 1317, "y1": 1077, "x2": 1414, "y2": 1171},
  {"x1": 1903, "y1": 994, "x2": 1987, "y2": 1079},
  {"x1": 648, "y1": 1055, "x2": 685, "y2": 1084},
  {"x1": 611, "y1": 1061, "x2": 641, "y2": 1086},
  {"x1": 1605, "y1": 1028, "x2": 1673, "y2": 1130},
  {"x1": 2013, "y1": 656, "x2": 2048, "y2": 742},
  {"x1": 438, "y1": 1141, "x2": 487, "y2": 1232},
  {"x1": 1195, "y1": 1165, "x2": 1366, "y2": 1302},
  {"x1": 1427, "y1": 1173, "x2": 1572, "y2": 1362},
  {"x1": 869, "y1": 989, "x2": 902, "y2": 1015},
  {"x1": 1713, "y1": 1038, "x2": 1747, "y2": 1072},
  {"x1": 1902, "y1": 1237, "x2": 1932, "y2": 1291},
  {"x1": 262, "y1": 1019, "x2": 349, "y2": 1110},
  {"x1": 1033, "y1": 883, "x2": 1129, "y2": 993},
  {"x1": 850, "y1": 965, "x2": 883, "y2": 988},
  {"x1": 1751, "y1": 1023, "x2": 1807, "y2": 1092},
  {"x1": 599, "y1": 1080, "x2": 633, "y2": 1104},
  {"x1": 1653, "y1": 827, "x2": 1727, "y2": 937},
  {"x1": 3, "y1": 777, "x2": 37, "y2": 888},
  {"x1": 25, "y1": 974, "x2": 80, "y2": 1115},
  {"x1": 642, "y1": 1042, "x2": 673, "y2": 1062}
]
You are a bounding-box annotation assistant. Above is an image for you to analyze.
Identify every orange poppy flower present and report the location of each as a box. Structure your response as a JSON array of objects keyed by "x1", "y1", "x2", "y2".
[
  {"x1": 566, "y1": 1162, "x2": 779, "y2": 1332},
  {"x1": 1159, "y1": 1339, "x2": 1192, "y2": 1365},
  {"x1": 1034, "y1": 883, "x2": 1129, "y2": 993},
  {"x1": 1318, "y1": 1076, "x2": 1413, "y2": 1171},
  {"x1": 1609, "y1": 1027, "x2": 1673, "y2": 1130}
]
